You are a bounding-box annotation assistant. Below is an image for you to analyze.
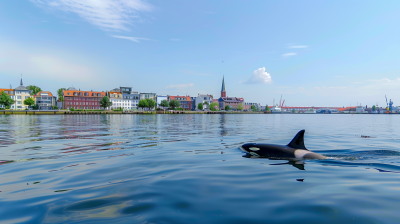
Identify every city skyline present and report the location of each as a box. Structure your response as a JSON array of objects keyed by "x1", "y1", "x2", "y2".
[{"x1": 1, "y1": 1, "x2": 400, "y2": 107}]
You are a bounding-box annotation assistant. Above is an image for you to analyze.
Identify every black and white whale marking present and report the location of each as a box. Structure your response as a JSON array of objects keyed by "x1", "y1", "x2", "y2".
[{"x1": 240, "y1": 130, "x2": 326, "y2": 160}]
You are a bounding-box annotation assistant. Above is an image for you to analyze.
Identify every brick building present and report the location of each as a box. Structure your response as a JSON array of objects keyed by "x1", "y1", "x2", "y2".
[
  {"x1": 168, "y1": 95, "x2": 191, "y2": 110},
  {"x1": 63, "y1": 87, "x2": 106, "y2": 110}
]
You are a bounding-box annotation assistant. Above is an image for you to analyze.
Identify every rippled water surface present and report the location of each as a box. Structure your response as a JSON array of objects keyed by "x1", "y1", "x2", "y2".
[{"x1": 1, "y1": 114, "x2": 400, "y2": 223}]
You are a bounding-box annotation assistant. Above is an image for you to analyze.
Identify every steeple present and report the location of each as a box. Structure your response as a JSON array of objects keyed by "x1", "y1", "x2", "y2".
[
  {"x1": 221, "y1": 75, "x2": 226, "y2": 98},
  {"x1": 20, "y1": 74, "x2": 23, "y2": 86}
]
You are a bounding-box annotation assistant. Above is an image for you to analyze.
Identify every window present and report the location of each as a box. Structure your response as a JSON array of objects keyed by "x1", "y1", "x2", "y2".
[
  {"x1": 67, "y1": 92, "x2": 71, "y2": 95},
  {"x1": 73, "y1": 92, "x2": 77, "y2": 96},
  {"x1": 17, "y1": 96, "x2": 21, "y2": 99},
  {"x1": 84, "y1": 92, "x2": 89, "y2": 96},
  {"x1": 18, "y1": 102, "x2": 21, "y2": 104},
  {"x1": 25, "y1": 96, "x2": 29, "y2": 99}
]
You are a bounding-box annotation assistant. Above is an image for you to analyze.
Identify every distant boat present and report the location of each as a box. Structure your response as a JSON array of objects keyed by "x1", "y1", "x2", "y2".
[
  {"x1": 270, "y1": 106, "x2": 282, "y2": 113},
  {"x1": 304, "y1": 109, "x2": 316, "y2": 114}
]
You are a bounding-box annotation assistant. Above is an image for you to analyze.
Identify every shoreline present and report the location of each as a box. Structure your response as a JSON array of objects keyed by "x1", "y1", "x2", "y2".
[
  {"x1": 0, "y1": 110, "x2": 266, "y2": 115},
  {"x1": 0, "y1": 110, "x2": 396, "y2": 115}
]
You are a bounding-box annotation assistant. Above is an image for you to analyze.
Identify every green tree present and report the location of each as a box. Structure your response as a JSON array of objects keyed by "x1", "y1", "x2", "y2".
[
  {"x1": 169, "y1": 100, "x2": 180, "y2": 109},
  {"x1": 292, "y1": 109, "x2": 296, "y2": 113},
  {"x1": 198, "y1": 103, "x2": 203, "y2": 110},
  {"x1": 251, "y1": 105, "x2": 256, "y2": 111},
  {"x1": 0, "y1": 91, "x2": 15, "y2": 109},
  {"x1": 225, "y1": 105, "x2": 231, "y2": 111},
  {"x1": 27, "y1": 85, "x2": 42, "y2": 96},
  {"x1": 138, "y1": 99, "x2": 149, "y2": 110},
  {"x1": 237, "y1": 103, "x2": 244, "y2": 111},
  {"x1": 372, "y1": 105, "x2": 376, "y2": 111},
  {"x1": 57, "y1": 88, "x2": 66, "y2": 102},
  {"x1": 52, "y1": 105, "x2": 58, "y2": 109},
  {"x1": 100, "y1": 96, "x2": 112, "y2": 109},
  {"x1": 160, "y1": 100, "x2": 169, "y2": 108},
  {"x1": 146, "y1": 98, "x2": 156, "y2": 110},
  {"x1": 265, "y1": 105, "x2": 270, "y2": 111},
  {"x1": 24, "y1": 97, "x2": 35, "y2": 107},
  {"x1": 204, "y1": 101, "x2": 209, "y2": 105},
  {"x1": 210, "y1": 102, "x2": 219, "y2": 111}
]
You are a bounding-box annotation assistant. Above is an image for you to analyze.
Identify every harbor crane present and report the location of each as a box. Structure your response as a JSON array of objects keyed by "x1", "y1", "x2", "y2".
[{"x1": 385, "y1": 95, "x2": 393, "y2": 113}]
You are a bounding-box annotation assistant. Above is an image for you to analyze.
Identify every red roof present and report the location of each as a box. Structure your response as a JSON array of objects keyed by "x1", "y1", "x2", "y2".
[
  {"x1": 169, "y1": 95, "x2": 191, "y2": 101},
  {"x1": 36, "y1": 91, "x2": 53, "y2": 97}
]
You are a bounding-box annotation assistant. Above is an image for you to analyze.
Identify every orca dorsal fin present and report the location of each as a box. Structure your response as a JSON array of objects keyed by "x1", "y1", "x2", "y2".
[{"x1": 287, "y1": 130, "x2": 308, "y2": 150}]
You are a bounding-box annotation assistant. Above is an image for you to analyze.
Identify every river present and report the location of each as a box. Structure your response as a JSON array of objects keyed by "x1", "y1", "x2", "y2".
[{"x1": 0, "y1": 114, "x2": 399, "y2": 223}]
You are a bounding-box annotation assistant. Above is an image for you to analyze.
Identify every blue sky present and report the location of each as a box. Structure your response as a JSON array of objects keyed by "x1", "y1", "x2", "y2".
[{"x1": 1, "y1": 0, "x2": 400, "y2": 107}]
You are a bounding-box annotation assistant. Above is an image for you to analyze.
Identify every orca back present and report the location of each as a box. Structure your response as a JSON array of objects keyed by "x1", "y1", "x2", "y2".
[{"x1": 287, "y1": 130, "x2": 308, "y2": 150}]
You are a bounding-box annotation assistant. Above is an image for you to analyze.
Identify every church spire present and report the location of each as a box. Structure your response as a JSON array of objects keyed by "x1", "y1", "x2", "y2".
[
  {"x1": 20, "y1": 74, "x2": 23, "y2": 86},
  {"x1": 221, "y1": 75, "x2": 226, "y2": 98}
]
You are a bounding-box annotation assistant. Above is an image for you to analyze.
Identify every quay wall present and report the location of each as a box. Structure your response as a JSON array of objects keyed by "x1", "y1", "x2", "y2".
[{"x1": 0, "y1": 110, "x2": 269, "y2": 115}]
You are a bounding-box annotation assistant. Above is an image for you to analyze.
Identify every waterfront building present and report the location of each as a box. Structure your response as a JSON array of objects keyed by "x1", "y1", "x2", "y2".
[
  {"x1": 157, "y1": 95, "x2": 168, "y2": 109},
  {"x1": 108, "y1": 87, "x2": 140, "y2": 110},
  {"x1": 14, "y1": 76, "x2": 32, "y2": 110},
  {"x1": 108, "y1": 89, "x2": 123, "y2": 110},
  {"x1": 140, "y1": 93, "x2": 157, "y2": 100},
  {"x1": 245, "y1": 102, "x2": 261, "y2": 111},
  {"x1": 218, "y1": 76, "x2": 244, "y2": 110},
  {"x1": 35, "y1": 91, "x2": 57, "y2": 110},
  {"x1": 168, "y1": 95, "x2": 191, "y2": 110},
  {"x1": 190, "y1": 97, "x2": 196, "y2": 110},
  {"x1": 57, "y1": 100, "x2": 63, "y2": 109},
  {"x1": 195, "y1": 94, "x2": 213, "y2": 110},
  {"x1": 63, "y1": 87, "x2": 106, "y2": 110},
  {"x1": 0, "y1": 88, "x2": 15, "y2": 109},
  {"x1": 219, "y1": 97, "x2": 244, "y2": 110},
  {"x1": 121, "y1": 87, "x2": 140, "y2": 110}
]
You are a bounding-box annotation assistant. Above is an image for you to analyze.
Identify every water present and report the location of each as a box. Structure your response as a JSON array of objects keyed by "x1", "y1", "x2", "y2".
[{"x1": 0, "y1": 114, "x2": 400, "y2": 223}]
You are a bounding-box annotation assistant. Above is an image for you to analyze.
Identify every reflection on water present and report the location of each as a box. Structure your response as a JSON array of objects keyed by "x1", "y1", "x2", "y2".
[{"x1": 1, "y1": 114, "x2": 400, "y2": 223}]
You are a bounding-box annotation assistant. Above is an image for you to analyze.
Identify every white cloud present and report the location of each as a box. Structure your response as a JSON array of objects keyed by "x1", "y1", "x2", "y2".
[
  {"x1": 30, "y1": 0, "x2": 152, "y2": 31},
  {"x1": 170, "y1": 38, "x2": 181, "y2": 41},
  {"x1": 166, "y1": 83, "x2": 194, "y2": 89},
  {"x1": 282, "y1": 53, "x2": 297, "y2": 57},
  {"x1": 111, "y1": 35, "x2": 154, "y2": 43},
  {"x1": 244, "y1": 67, "x2": 272, "y2": 84},
  {"x1": 288, "y1": 45, "x2": 308, "y2": 49}
]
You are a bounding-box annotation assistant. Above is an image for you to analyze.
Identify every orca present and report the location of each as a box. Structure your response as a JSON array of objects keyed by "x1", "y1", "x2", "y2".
[{"x1": 240, "y1": 130, "x2": 326, "y2": 160}]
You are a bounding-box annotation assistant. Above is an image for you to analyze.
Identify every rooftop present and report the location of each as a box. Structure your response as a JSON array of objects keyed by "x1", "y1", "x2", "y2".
[
  {"x1": 15, "y1": 85, "x2": 28, "y2": 91},
  {"x1": 36, "y1": 91, "x2": 54, "y2": 97}
]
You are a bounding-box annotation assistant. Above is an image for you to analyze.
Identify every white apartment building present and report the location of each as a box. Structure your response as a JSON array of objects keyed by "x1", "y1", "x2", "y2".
[
  {"x1": 195, "y1": 94, "x2": 213, "y2": 110},
  {"x1": 14, "y1": 77, "x2": 32, "y2": 110},
  {"x1": 108, "y1": 87, "x2": 140, "y2": 111}
]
